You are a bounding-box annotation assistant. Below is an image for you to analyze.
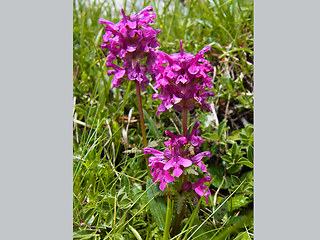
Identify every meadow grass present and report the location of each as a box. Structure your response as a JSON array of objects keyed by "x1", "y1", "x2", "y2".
[{"x1": 73, "y1": 0, "x2": 253, "y2": 239}]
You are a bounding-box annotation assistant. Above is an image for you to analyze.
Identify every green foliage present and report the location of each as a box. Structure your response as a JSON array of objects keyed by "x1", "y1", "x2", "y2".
[
  {"x1": 147, "y1": 177, "x2": 167, "y2": 231},
  {"x1": 73, "y1": 0, "x2": 253, "y2": 239}
]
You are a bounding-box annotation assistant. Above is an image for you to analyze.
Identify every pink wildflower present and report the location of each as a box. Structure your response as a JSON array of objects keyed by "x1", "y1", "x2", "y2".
[
  {"x1": 99, "y1": 6, "x2": 161, "y2": 90},
  {"x1": 152, "y1": 41, "x2": 215, "y2": 116},
  {"x1": 143, "y1": 122, "x2": 211, "y2": 200},
  {"x1": 182, "y1": 176, "x2": 212, "y2": 203}
]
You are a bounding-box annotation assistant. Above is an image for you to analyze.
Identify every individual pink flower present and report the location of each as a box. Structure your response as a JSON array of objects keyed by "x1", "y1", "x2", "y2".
[
  {"x1": 152, "y1": 41, "x2": 215, "y2": 115},
  {"x1": 182, "y1": 176, "x2": 212, "y2": 203},
  {"x1": 99, "y1": 6, "x2": 161, "y2": 90}
]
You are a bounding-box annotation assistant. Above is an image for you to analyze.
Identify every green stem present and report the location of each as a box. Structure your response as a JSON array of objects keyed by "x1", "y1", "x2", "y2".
[
  {"x1": 134, "y1": 80, "x2": 148, "y2": 148},
  {"x1": 163, "y1": 186, "x2": 173, "y2": 240}
]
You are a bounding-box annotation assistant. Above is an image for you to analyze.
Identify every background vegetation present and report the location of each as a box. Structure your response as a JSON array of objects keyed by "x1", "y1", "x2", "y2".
[{"x1": 73, "y1": 0, "x2": 254, "y2": 239}]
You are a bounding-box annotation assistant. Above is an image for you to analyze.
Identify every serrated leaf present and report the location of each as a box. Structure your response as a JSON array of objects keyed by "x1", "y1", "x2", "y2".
[{"x1": 175, "y1": 192, "x2": 188, "y2": 214}]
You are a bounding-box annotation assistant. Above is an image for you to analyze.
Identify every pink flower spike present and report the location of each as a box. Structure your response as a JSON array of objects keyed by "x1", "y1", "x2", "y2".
[
  {"x1": 152, "y1": 41, "x2": 215, "y2": 113},
  {"x1": 144, "y1": 123, "x2": 211, "y2": 193},
  {"x1": 99, "y1": 7, "x2": 161, "y2": 90}
]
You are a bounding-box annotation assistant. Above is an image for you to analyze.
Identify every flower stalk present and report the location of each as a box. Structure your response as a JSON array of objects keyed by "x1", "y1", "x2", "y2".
[
  {"x1": 182, "y1": 105, "x2": 188, "y2": 137},
  {"x1": 135, "y1": 80, "x2": 148, "y2": 148}
]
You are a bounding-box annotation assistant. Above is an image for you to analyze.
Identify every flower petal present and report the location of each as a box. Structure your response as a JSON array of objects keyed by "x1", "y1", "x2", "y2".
[
  {"x1": 173, "y1": 167, "x2": 183, "y2": 177},
  {"x1": 178, "y1": 156, "x2": 192, "y2": 167}
]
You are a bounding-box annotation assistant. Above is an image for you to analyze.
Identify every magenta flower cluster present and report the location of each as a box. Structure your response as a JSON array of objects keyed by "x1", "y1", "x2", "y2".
[
  {"x1": 152, "y1": 41, "x2": 215, "y2": 116},
  {"x1": 100, "y1": 6, "x2": 215, "y2": 204},
  {"x1": 143, "y1": 122, "x2": 212, "y2": 203},
  {"x1": 99, "y1": 6, "x2": 161, "y2": 90}
]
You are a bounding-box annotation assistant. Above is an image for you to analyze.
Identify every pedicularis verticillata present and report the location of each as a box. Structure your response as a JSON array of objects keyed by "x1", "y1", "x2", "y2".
[
  {"x1": 152, "y1": 41, "x2": 215, "y2": 116},
  {"x1": 100, "y1": 5, "x2": 215, "y2": 230},
  {"x1": 143, "y1": 122, "x2": 212, "y2": 203},
  {"x1": 99, "y1": 6, "x2": 161, "y2": 148},
  {"x1": 99, "y1": 6, "x2": 161, "y2": 91}
]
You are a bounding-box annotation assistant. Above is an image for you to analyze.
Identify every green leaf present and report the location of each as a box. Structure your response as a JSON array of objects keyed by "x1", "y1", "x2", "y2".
[
  {"x1": 119, "y1": 197, "x2": 132, "y2": 209},
  {"x1": 73, "y1": 229, "x2": 99, "y2": 239},
  {"x1": 217, "y1": 120, "x2": 227, "y2": 138},
  {"x1": 228, "y1": 195, "x2": 249, "y2": 212},
  {"x1": 208, "y1": 164, "x2": 232, "y2": 189},
  {"x1": 237, "y1": 158, "x2": 253, "y2": 168},
  {"x1": 120, "y1": 175, "x2": 130, "y2": 195},
  {"x1": 247, "y1": 145, "x2": 253, "y2": 163},
  {"x1": 147, "y1": 177, "x2": 167, "y2": 231},
  {"x1": 134, "y1": 170, "x2": 147, "y2": 179},
  {"x1": 221, "y1": 155, "x2": 233, "y2": 163},
  {"x1": 231, "y1": 142, "x2": 239, "y2": 159},
  {"x1": 226, "y1": 164, "x2": 242, "y2": 174},
  {"x1": 231, "y1": 175, "x2": 241, "y2": 186},
  {"x1": 83, "y1": 208, "x2": 95, "y2": 224},
  {"x1": 162, "y1": 195, "x2": 173, "y2": 240},
  {"x1": 214, "y1": 197, "x2": 228, "y2": 221},
  {"x1": 143, "y1": 109, "x2": 161, "y2": 137}
]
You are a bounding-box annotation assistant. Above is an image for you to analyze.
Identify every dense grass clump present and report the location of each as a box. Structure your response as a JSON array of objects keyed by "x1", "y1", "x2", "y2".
[{"x1": 73, "y1": 0, "x2": 254, "y2": 239}]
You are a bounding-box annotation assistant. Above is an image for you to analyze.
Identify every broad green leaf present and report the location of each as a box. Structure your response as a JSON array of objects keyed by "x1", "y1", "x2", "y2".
[
  {"x1": 208, "y1": 164, "x2": 232, "y2": 189},
  {"x1": 231, "y1": 175, "x2": 241, "y2": 186},
  {"x1": 228, "y1": 195, "x2": 249, "y2": 212},
  {"x1": 214, "y1": 197, "x2": 228, "y2": 221},
  {"x1": 143, "y1": 109, "x2": 161, "y2": 137},
  {"x1": 226, "y1": 163, "x2": 242, "y2": 174},
  {"x1": 147, "y1": 177, "x2": 167, "y2": 231}
]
